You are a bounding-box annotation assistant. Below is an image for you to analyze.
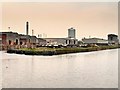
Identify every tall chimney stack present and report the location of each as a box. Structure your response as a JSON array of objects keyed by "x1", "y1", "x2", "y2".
[{"x1": 26, "y1": 22, "x2": 29, "y2": 35}]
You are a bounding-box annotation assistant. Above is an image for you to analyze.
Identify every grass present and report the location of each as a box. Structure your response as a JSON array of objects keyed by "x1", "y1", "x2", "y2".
[{"x1": 7, "y1": 45, "x2": 120, "y2": 56}]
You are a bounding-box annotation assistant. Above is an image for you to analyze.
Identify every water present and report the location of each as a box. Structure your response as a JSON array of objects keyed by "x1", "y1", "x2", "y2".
[
  {"x1": 0, "y1": 51, "x2": 2, "y2": 89},
  {"x1": 1, "y1": 49, "x2": 118, "y2": 88}
]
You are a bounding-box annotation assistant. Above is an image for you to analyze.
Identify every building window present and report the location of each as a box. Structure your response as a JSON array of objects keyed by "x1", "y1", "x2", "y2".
[
  {"x1": 20, "y1": 42, "x2": 22, "y2": 45},
  {"x1": 9, "y1": 40, "x2": 11, "y2": 45},
  {"x1": 69, "y1": 40, "x2": 71, "y2": 44},
  {"x1": 66, "y1": 40, "x2": 67, "y2": 44},
  {"x1": 16, "y1": 39, "x2": 18, "y2": 45},
  {"x1": 110, "y1": 37, "x2": 113, "y2": 40},
  {"x1": 74, "y1": 40, "x2": 76, "y2": 44}
]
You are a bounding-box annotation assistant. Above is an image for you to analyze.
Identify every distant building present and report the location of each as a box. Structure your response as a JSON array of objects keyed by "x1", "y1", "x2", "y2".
[
  {"x1": 36, "y1": 38, "x2": 46, "y2": 46},
  {"x1": 82, "y1": 38, "x2": 108, "y2": 45},
  {"x1": 0, "y1": 31, "x2": 47, "y2": 49},
  {"x1": 108, "y1": 34, "x2": 119, "y2": 44},
  {"x1": 0, "y1": 32, "x2": 20, "y2": 45},
  {"x1": 19, "y1": 34, "x2": 30, "y2": 45},
  {"x1": 68, "y1": 27, "x2": 76, "y2": 38},
  {"x1": 30, "y1": 36, "x2": 37, "y2": 45},
  {"x1": 44, "y1": 38, "x2": 78, "y2": 46}
]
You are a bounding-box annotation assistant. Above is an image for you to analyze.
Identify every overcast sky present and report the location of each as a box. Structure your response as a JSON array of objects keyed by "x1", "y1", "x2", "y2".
[{"x1": 2, "y1": 2, "x2": 118, "y2": 40}]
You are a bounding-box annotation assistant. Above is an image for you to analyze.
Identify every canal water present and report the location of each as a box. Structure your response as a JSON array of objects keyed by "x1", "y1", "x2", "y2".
[{"x1": 1, "y1": 49, "x2": 118, "y2": 88}]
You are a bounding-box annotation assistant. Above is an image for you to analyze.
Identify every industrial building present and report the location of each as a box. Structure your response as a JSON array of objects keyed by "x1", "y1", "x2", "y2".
[
  {"x1": 43, "y1": 27, "x2": 78, "y2": 46},
  {"x1": 0, "y1": 30, "x2": 78, "y2": 49},
  {"x1": 37, "y1": 38, "x2": 46, "y2": 46},
  {"x1": 0, "y1": 32, "x2": 19, "y2": 46},
  {"x1": 44, "y1": 38, "x2": 78, "y2": 46},
  {"x1": 108, "y1": 34, "x2": 119, "y2": 44},
  {"x1": 82, "y1": 38, "x2": 108, "y2": 45},
  {"x1": 1, "y1": 21, "x2": 119, "y2": 50},
  {"x1": 0, "y1": 21, "x2": 48, "y2": 50},
  {"x1": 0, "y1": 22, "x2": 79, "y2": 50},
  {"x1": 0, "y1": 31, "x2": 47, "y2": 49}
]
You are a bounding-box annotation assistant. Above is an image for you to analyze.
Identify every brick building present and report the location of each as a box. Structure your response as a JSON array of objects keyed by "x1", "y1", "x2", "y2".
[{"x1": 0, "y1": 31, "x2": 47, "y2": 50}]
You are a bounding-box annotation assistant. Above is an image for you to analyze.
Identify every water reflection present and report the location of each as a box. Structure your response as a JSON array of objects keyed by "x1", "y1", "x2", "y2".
[{"x1": 2, "y1": 49, "x2": 118, "y2": 88}]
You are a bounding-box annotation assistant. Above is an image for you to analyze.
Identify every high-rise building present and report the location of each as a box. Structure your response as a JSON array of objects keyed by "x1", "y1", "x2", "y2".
[{"x1": 68, "y1": 27, "x2": 76, "y2": 38}]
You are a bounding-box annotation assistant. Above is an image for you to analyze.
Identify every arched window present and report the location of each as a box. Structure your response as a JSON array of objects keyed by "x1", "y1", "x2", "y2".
[
  {"x1": 16, "y1": 39, "x2": 18, "y2": 45},
  {"x1": 9, "y1": 40, "x2": 11, "y2": 45}
]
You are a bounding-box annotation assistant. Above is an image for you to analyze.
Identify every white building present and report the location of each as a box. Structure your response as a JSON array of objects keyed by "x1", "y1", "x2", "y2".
[
  {"x1": 68, "y1": 27, "x2": 76, "y2": 38},
  {"x1": 44, "y1": 38, "x2": 78, "y2": 46},
  {"x1": 82, "y1": 38, "x2": 108, "y2": 45}
]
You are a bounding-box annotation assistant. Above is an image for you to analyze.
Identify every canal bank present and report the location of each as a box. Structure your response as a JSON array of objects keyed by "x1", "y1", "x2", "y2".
[{"x1": 7, "y1": 45, "x2": 120, "y2": 56}]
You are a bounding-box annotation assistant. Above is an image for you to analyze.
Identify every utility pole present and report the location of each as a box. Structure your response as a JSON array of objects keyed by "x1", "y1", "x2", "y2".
[
  {"x1": 32, "y1": 29, "x2": 34, "y2": 36},
  {"x1": 8, "y1": 27, "x2": 11, "y2": 32}
]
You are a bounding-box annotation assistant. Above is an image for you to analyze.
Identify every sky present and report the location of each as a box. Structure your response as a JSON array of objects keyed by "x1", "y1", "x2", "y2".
[{"x1": 1, "y1": 2, "x2": 118, "y2": 40}]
